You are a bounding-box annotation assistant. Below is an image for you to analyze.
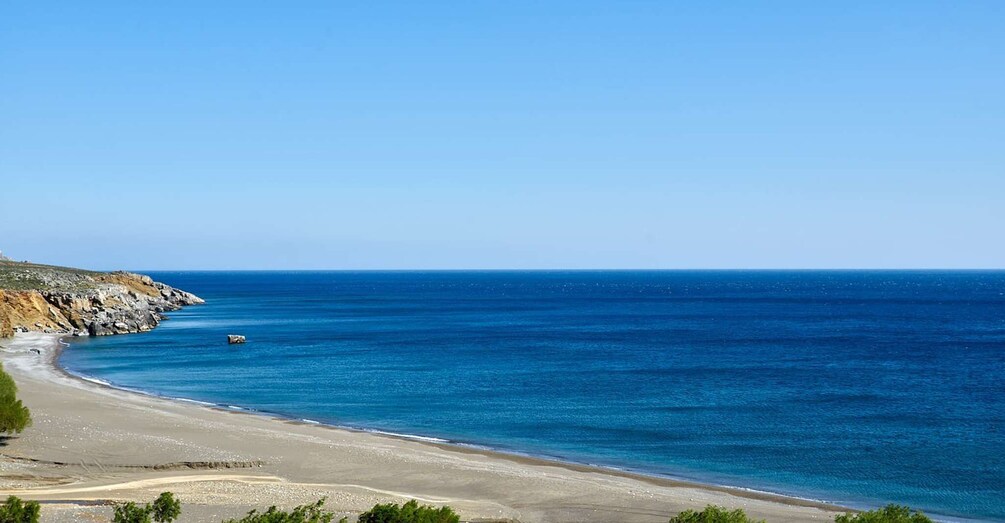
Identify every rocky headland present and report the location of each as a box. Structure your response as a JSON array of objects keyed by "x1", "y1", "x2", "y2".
[{"x1": 0, "y1": 260, "x2": 203, "y2": 338}]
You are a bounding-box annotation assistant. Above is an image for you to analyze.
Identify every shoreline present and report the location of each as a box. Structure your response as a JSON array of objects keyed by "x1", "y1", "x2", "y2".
[
  {"x1": 2, "y1": 332, "x2": 853, "y2": 522},
  {"x1": 58, "y1": 347, "x2": 846, "y2": 512},
  {"x1": 50, "y1": 335, "x2": 848, "y2": 512}
]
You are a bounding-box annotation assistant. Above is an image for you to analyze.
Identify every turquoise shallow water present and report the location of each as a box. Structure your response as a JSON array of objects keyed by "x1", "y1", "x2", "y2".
[{"x1": 60, "y1": 271, "x2": 1005, "y2": 521}]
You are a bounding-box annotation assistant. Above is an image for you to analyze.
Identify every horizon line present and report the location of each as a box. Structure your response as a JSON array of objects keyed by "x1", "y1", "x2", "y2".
[{"x1": 117, "y1": 267, "x2": 1005, "y2": 273}]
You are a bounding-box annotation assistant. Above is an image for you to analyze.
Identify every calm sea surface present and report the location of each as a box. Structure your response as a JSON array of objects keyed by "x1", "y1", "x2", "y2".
[{"x1": 60, "y1": 271, "x2": 1005, "y2": 520}]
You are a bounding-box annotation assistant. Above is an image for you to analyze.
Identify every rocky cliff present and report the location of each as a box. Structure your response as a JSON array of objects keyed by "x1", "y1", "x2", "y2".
[{"x1": 0, "y1": 260, "x2": 203, "y2": 338}]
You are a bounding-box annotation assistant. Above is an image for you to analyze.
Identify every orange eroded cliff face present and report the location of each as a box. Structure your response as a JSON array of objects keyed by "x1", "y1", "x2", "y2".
[
  {"x1": 0, "y1": 290, "x2": 74, "y2": 337},
  {"x1": 94, "y1": 272, "x2": 164, "y2": 299}
]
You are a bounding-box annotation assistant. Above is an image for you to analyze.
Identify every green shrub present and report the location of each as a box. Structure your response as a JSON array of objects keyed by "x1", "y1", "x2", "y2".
[
  {"x1": 668, "y1": 505, "x2": 764, "y2": 523},
  {"x1": 113, "y1": 502, "x2": 152, "y2": 523},
  {"x1": 0, "y1": 369, "x2": 16, "y2": 397},
  {"x1": 0, "y1": 365, "x2": 31, "y2": 434},
  {"x1": 835, "y1": 504, "x2": 933, "y2": 523},
  {"x1": 357, "y1": 499, "x2": 459, "y2": 523},
  {"x1": 112, "y1": 492, "x2": 181, "y2": 523},
  {"x1": 0, "y1": 496, "x2": 40, "y2": 523},
  {"x1": 151, "y1": 492, "x2": 181, "y2": 523},
  {"x1": 223, "y1": 498, "x2": 336, "y2": 523}
]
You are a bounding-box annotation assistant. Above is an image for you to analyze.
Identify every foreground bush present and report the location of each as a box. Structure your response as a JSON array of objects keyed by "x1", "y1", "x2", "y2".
[
  {"x1": 113, "y1": 502, "x2": 152, "y2": 523},
  {"x1": 151, "y1": 492, "x2": 182, "y2": 523},
  {"x1": 669, "y1": 505, "x2": 764, "y2": 523},
  {"x1": 0, "y1": 496, "x2": 40, "y2": 523},
  {"x1": 112, "y1": 492, "x2": 181, "y2": 523},
  {"x1": 223, "y1": 498, "x2": 336, "y2": 523},
  {"x1": 103, "y1": 493, "x2": 464, "y2": 523},
  {"x1": 0, "y1": 364, "x2": 31, "y2": 434},
  {"x1": 357, "y1": 499, "x2": 459, "y2": 523},
  {"x1": 835, "y1": 504, "x2": 933, "y2": 523},
  {"x1": 12, "y1": 488, "x2": 942, "y2": 523}
]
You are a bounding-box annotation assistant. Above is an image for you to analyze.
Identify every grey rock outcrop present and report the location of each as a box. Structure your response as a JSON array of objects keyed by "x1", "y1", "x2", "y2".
[{"x1": 1, "y1": 264, "x2": 204, "y2": 337}]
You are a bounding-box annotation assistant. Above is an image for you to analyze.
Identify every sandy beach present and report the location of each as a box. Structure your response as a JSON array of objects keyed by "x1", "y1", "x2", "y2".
[{"x1": 0, "y1": 332, "x2": 848, "y2": 522}]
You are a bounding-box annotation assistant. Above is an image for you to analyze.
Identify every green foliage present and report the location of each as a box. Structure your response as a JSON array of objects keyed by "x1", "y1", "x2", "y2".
[
  {"x1": 835, "y1": 505, "x2": 933, "y2": 523},
  {"x1": 223, "y1": 498, "x2": 336, "y2": 523},
  {"x1": 0, "y1": 496, "x2": 40, "y2": 523},
  {"x1": 220, "y1": 498, "x2": 458, "y2": 523},
  {"x1": 113, "y1": 502, "x2": 152, "y2": 523},
  {"x1": 151, "y1": 492, "x2": 182, "y2": 523},
  {"x1": 0, "y1": 369, "x2": 16, "y2": 397},
  {"x1": 357, "y1": 499, "x2": 460, "y2": 523},
  {"x1": 668, "y1": 505, "x2": 764, "y2": 523},
  {"x1": 0, "y1": 365, "x2": 31, "y2": 434},
  {"x1": 0, "y1": 260, "x2": 99, "y2": 292},
  {"x1": 112, "y1": 492, "x2": 181, "y2": 523}
]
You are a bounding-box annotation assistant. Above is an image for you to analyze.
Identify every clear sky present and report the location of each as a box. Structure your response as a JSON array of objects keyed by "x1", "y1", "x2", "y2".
[{"x1": 2, "y1": 1, "x2": 1002, "y2": 270}]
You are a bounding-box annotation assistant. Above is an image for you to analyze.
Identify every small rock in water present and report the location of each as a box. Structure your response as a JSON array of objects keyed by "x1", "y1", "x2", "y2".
[{"x1": 227, "y1": 334, "x2": 246, "y2": 344}]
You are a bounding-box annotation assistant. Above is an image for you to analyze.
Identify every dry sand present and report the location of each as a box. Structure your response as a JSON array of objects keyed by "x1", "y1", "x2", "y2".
[{"x1": 0, "y1": 333, "x2": 849, "y2": 522}]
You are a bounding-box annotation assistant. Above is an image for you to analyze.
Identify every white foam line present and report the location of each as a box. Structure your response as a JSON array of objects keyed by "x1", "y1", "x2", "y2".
[
  {"x1": 79, "y1": 376, "x2": 112, "y2": 387},
  {"x1": 172, "y1": 397, "x2": 217, "y2": 407},
  {"x1": 366, "y1": 429, "x2": 449, "y2": 444},
  {"x1": 68, "y1": 367, "x2": 219, "y2": 408}
]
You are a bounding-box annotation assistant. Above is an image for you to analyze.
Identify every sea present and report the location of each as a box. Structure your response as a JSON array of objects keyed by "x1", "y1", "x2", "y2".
[{"x1": 58, "y1": 271, "x2": 1005, "y2": 521}]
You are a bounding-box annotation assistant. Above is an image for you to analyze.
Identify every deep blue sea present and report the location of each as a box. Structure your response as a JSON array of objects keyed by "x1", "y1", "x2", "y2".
[{"x1": 60, "y1": 271, "x2": 1005, "y2": 521}]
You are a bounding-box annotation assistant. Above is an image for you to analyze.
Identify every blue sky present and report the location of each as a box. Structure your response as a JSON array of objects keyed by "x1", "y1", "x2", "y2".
[{"x1": 1, "y1": 1, "x2": 1002, "y2": 269}]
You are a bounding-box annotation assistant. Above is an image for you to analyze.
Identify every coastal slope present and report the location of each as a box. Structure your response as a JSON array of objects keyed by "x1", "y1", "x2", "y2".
[{"x1": 0, "y1": 260, "x2": 203, "y2": 338}]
